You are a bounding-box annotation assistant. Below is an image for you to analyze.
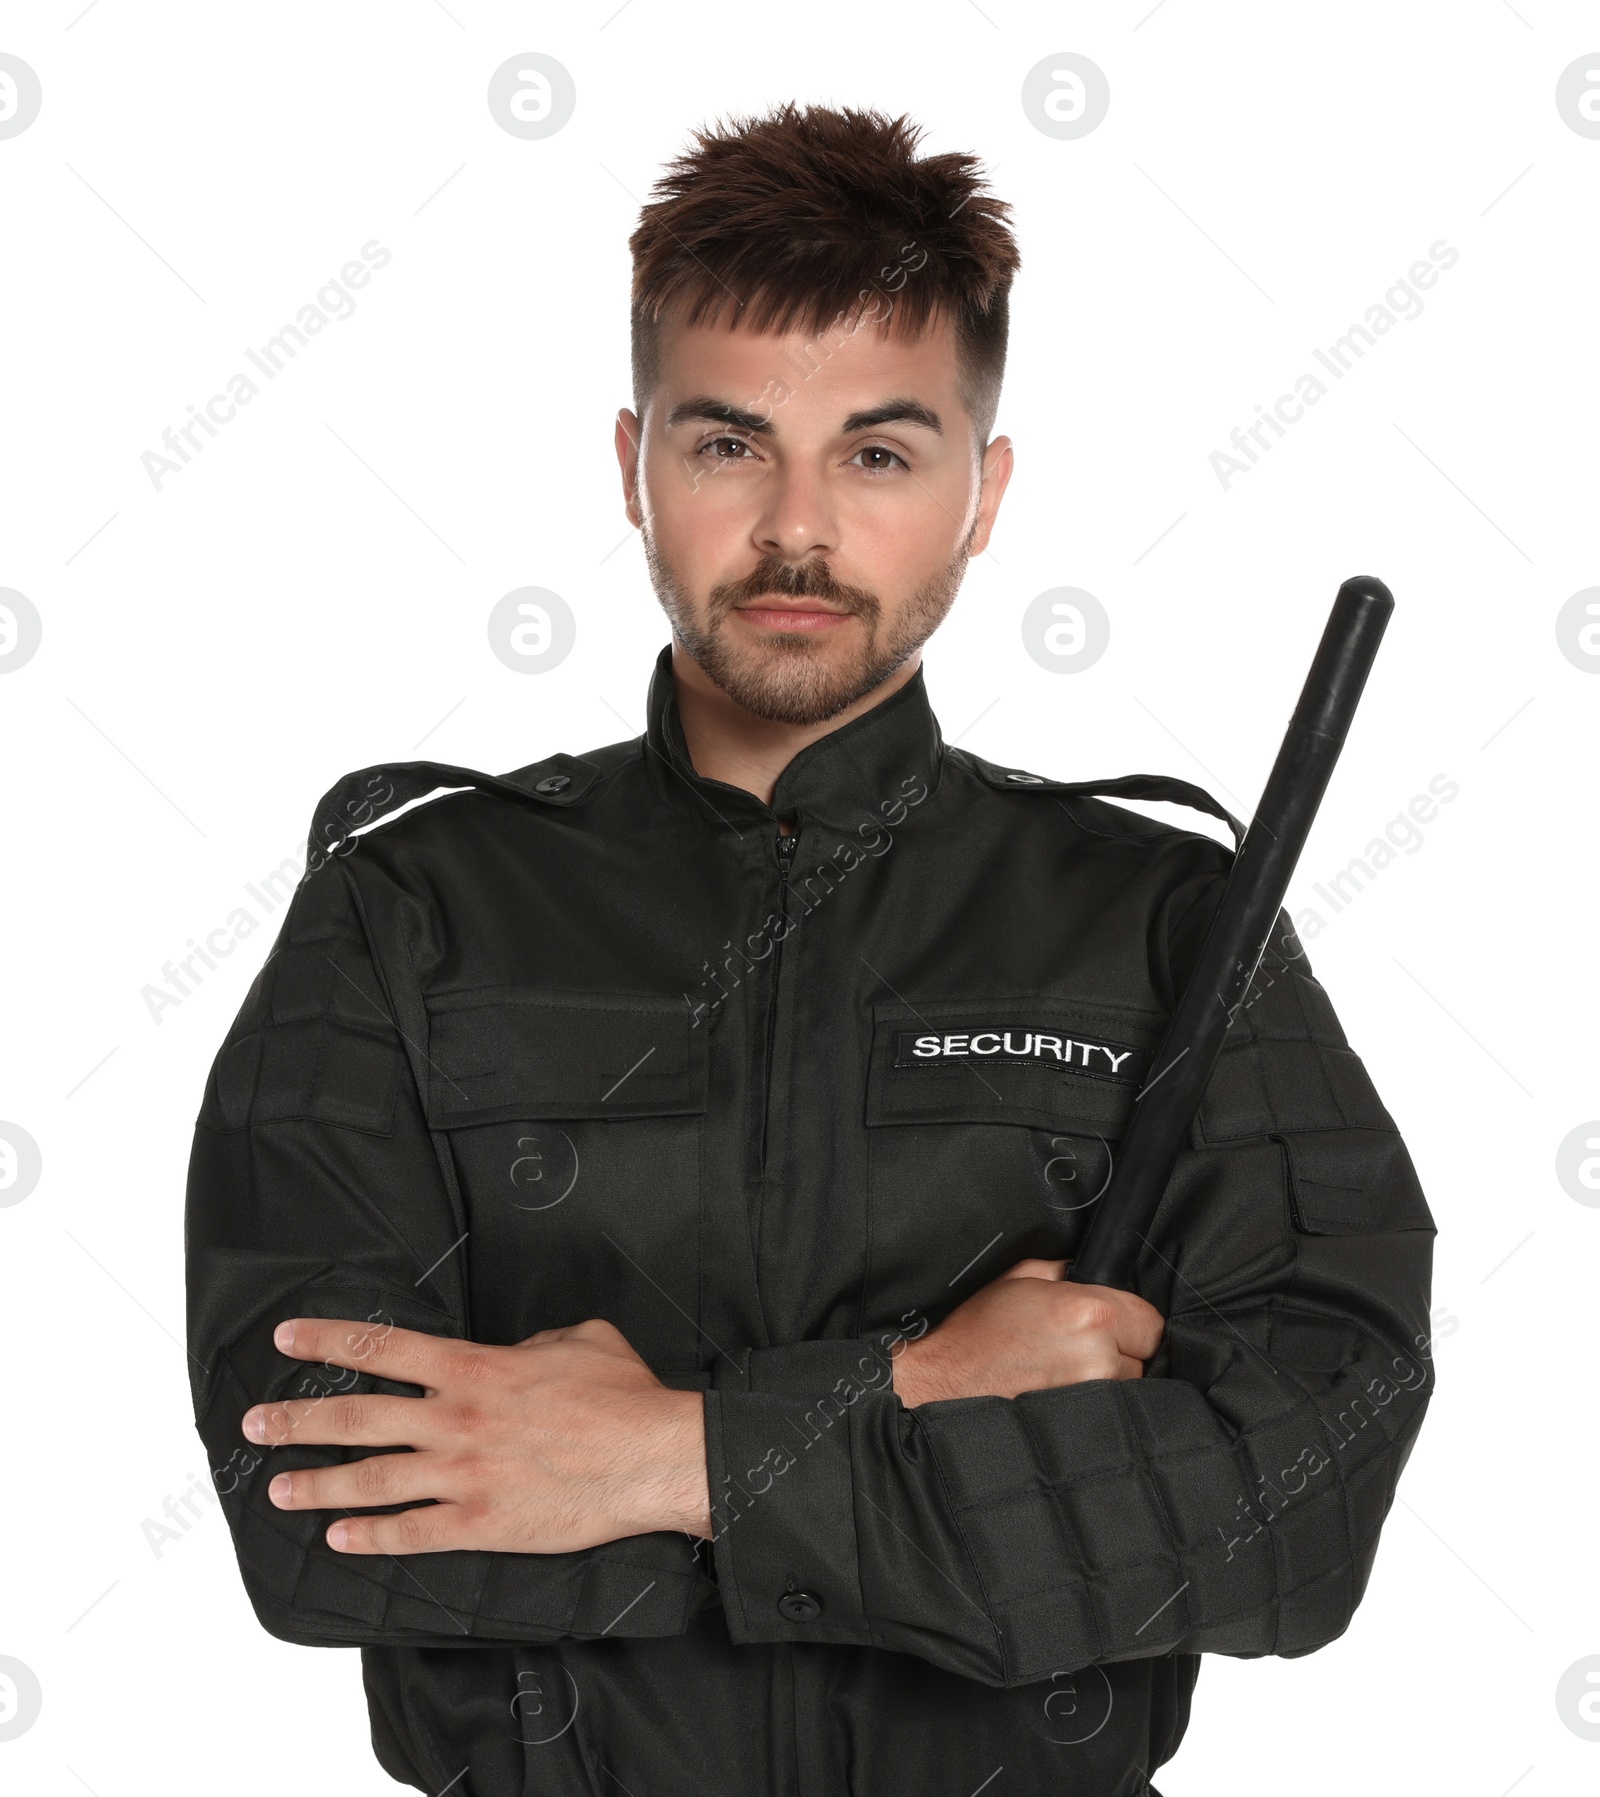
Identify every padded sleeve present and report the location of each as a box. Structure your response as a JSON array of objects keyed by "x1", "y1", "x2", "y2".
[
  {"x1": 701, "y1": 880, "x2": 1436, "y2": 1687},
  {"x1": 184, "y1": 852, "x2": 714, "y2": 1650}
]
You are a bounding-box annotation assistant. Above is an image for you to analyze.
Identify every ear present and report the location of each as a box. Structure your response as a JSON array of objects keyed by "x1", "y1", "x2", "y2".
[
  {"x1": 615, "y1": 408, "x2": 643, "y2": 529},
  {"x1": 968, "y1": 435, "x2": 1014, "y2": 558}
]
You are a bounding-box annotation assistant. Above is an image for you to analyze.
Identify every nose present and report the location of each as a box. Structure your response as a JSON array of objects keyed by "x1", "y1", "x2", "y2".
[{"x1": 751, "y1": 461, "x2": 838, "y2": 566}]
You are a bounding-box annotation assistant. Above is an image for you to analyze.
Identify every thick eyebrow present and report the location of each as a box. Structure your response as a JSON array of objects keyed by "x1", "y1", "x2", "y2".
[{"x1": 663, "y1": 395, "x2": 944, "y2": 438}]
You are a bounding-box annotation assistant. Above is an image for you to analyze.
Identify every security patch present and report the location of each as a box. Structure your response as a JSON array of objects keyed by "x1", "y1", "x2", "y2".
[{"x1": 891, "y1": 1027, "x2": 1147, "y2": 1085}]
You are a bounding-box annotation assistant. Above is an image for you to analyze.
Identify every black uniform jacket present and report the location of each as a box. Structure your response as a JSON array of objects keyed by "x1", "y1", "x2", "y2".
[{"x1": 185, "y1": 643, "x2": 1437, "y2": 1797}]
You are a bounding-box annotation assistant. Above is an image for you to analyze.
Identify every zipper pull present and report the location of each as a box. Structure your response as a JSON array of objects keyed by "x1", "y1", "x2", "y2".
[{"x1": 776, "y1": 827, "x2": 798, "y2": 873}]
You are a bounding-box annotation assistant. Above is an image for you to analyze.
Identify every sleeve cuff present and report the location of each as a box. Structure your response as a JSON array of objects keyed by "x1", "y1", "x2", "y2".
[{"x1": 702, "y1": 1334, "x2": 900, "y2": 1647}]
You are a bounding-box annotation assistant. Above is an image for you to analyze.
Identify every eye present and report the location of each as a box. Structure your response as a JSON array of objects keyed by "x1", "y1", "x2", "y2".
[
  {"x1": 694, "y1": 434, "x2": 758, "y2": 462},
  {"x1": 851, "y1": 444, "x2": 909, "y2": 475}
]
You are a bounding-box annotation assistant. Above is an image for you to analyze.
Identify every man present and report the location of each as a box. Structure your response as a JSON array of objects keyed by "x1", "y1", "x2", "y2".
[{"x1": 186, "y1": 101, "x2": 1436, "y2": 1796}]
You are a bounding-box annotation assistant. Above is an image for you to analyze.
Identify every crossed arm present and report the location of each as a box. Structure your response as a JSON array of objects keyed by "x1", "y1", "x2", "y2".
[
  {"x1": 243, "y1": 1258, "x2": 1165, "y2": 1558},
  {"x1": 195, "y1": 866, "x2": 1433, "y2": 1680}
]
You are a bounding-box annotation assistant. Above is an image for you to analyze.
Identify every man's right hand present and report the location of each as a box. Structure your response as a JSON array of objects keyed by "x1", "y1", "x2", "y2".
[{"x1": 891, "y1": 1258, "x2": 1166, "y2": 1406}]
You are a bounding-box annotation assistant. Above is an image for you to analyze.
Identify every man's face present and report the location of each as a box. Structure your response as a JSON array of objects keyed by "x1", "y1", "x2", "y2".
[{"x1": 615, "y1": 304, "x2": 1013, "y2": 726}]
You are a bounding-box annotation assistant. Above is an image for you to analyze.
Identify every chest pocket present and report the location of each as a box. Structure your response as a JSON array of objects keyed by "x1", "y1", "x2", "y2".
[
  {"x1": 863, "y1": 995, "x2": 1166, "y2": 1317},
  {"x1": 422, "y1": 987, "x2": 708, "y2": 1373}
]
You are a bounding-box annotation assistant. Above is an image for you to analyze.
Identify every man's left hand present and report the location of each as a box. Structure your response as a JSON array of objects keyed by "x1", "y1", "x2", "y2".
[{"x1": 241, "y1": 1316, "x2": 713, "y2": 1555}]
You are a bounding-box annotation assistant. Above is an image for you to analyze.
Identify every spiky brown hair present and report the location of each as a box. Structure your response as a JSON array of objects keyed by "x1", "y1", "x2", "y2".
[{"x1": 629, "y1": 101, "x2": 1021, "y2": 458}]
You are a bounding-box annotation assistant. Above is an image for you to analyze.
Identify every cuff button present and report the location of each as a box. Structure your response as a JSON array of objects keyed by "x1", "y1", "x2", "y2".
[{"x1": 777, "y1": 1589, "x2": 822, "y2": 1622}]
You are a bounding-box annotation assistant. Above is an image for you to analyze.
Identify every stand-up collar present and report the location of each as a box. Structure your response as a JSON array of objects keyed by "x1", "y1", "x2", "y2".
[{"x1": 641, "y1": 642, "x2": 945, "y2": 833}]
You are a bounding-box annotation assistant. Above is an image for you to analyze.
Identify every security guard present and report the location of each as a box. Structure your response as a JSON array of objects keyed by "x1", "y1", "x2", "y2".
[{"x1": 184, "y1": 101, "x2": 1436, "y2": 1797}]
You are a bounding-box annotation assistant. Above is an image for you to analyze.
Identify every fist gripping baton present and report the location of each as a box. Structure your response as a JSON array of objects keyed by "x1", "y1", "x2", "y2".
[{"x1": 1065, "y1": 576, "x2": 1395, "y2": 1296}]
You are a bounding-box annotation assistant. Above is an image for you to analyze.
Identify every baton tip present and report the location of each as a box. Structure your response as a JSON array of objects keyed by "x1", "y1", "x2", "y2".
[{"x1": 1336, "y1": 572, "x2": 1395, "y2": 613}]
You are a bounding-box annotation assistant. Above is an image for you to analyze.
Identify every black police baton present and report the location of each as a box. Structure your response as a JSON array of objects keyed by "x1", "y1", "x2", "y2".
[{"x1": 1065, "y1": 576, "x2": 1395, "y2": 1296}]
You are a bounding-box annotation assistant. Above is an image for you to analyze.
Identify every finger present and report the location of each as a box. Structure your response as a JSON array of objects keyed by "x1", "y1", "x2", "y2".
[
  {"x1": 242, "y1": 1391, "x2": 432, "y2": 1449},
  {"x1": 999, "y1": 1258, "x2": 1069, "y2": 1281},
  {"x1": 1068, "y1": 1283, "x2": 1165, "y2": 1360},
  {"x1": 273, "y1": 1317, "x2": 482, "y2": 1390},
  {"x1": 564, "y1": 1317, "x2": 630, "y2": 1346},
  {"x1": 1109, "y1": 1301, "x2": 1166, "y2": 1362},
  {"x1": 268, "y1": 1451, "x2": 443, "y2": 1514},
  {"x1": 327, "y1": 1502, "x2": 470, "y2": 1555},
  {"x1": 514, "y1": 1319, "x2": 628, "y2": 1350},
  {"x1": 1115, "y1": 1355, "x2": 1145, "y2": 1380}
]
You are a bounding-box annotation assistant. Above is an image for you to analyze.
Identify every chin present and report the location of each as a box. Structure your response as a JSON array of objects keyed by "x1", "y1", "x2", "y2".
[{"x1": 713, "y1": 638, "x2": 896, "y2": 727}]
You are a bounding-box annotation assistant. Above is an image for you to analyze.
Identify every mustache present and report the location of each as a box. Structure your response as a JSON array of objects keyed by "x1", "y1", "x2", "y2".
[{"x1": 714, "y1": 559, "x2": 877, "y2": 615}]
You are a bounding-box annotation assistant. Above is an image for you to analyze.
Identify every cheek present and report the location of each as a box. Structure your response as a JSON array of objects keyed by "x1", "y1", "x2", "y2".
[
  {"x1": 871, "y1": 523, "x2": 971, "y2": 627},
  {"x1": 836, "y1": 512, "x2": 938, "y2": 601},
  {"x1": 866, "y1": 467, "x2": 976, "y2": 565},
  {"x1": 644, "y1": 462, "x2": 761, "y2": 583}
]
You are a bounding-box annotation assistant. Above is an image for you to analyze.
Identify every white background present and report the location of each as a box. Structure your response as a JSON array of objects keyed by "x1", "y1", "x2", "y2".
[{"x1": 1, "y1": 3, "x2": 1595, "y2": 1793}]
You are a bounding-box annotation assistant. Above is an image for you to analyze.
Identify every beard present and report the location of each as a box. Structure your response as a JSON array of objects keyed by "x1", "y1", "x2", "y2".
[{"x1": 640, "y1": 522, "x2": 976, "y2": 727}]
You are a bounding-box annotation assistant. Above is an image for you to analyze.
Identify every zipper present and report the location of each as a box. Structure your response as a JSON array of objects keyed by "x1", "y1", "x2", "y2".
[
  {"x1": 1268, "y1": 1131, "x2": 1307, "y2": 1232},
  {"x1": 757, "y1": 825, "x2": 798, "y2": 1177}
]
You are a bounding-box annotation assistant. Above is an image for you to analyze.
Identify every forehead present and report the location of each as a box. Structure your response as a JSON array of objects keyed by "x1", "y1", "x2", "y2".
[{"x1": 653, "y1": 304, "x2": 965, "y2": 430}]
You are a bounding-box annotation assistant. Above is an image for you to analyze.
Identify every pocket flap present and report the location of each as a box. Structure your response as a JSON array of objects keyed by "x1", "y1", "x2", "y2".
[
  {"x1": 424, "y1": 987, "x2": 707, "y2": 1127},
  {"x1": 864, "y1": 995, "x2": 1167, "y2": 1137},
  {"x1": 1277, "y1": 1128, "x2": 1437, "y2": 1234}
]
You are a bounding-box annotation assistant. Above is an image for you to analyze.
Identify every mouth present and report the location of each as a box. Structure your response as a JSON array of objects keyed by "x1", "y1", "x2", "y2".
[{"x1": 732, "y1": 598, "x2": 855, "y2": 633}]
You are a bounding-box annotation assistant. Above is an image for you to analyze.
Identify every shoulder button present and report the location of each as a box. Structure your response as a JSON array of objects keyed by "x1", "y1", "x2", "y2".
[
  {"x1": 1004, "y1": 771, "x2": 1045, "y2": 785},
  {"x1": 534, "y1": 774, "x2": 572, "y2": 794}
]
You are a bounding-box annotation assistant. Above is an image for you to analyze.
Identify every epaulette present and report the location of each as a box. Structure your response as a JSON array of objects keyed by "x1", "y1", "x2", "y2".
[
  {"x1": 305, "y1": 752, "x2": 605, "y2": 872},
  {"x1": 957, "y1": 749, "x2": 1246, "y2": 848}
]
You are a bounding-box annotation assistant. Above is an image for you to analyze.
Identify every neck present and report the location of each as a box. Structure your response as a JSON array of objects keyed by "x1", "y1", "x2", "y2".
[{"x1": 669, "y1": 639, "x2": 923, "y2": 825}]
